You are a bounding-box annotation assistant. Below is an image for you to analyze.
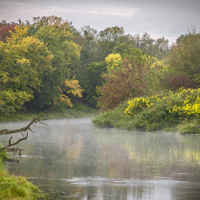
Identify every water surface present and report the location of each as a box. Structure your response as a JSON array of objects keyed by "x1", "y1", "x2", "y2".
[{"x1": 1, "y1": 118, "x2": 200, "y2": 199}]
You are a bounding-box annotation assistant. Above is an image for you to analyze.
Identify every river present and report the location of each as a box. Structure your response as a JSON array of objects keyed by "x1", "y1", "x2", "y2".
[{"x1": 1, "y1": 118, "x2": 200, "y2": 199}]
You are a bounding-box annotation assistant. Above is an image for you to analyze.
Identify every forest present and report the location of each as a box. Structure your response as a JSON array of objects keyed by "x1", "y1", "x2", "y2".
[{"x1": 0, "y1": 16, "x2": 200, "y2": 133}]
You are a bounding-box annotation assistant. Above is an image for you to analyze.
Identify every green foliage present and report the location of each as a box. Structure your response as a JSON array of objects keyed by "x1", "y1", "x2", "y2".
[
  {"x1": 130, "y1": 33, "x2": 169, "y2": 59},
  {"x1": 93, "y1": 88, "x2": 200, "y2": 133},
  {"x1": 25, "y1": 16, "x2": 82, "y2": 111},
  {"x1": 97, "y1": 49, "x2": 165, "y2": 111},
  {"x1": 180, "y1": 125, "x2": 200, "y2": 134},
  {"x1": 0, "y1": 144, "x2": 8, "y2": 162},
  {"x1": 78, "y1": 25, "x2": 100, "y2": 65},
  {"x1": 0, "y1": 25, "x2": 53, "y2": 116},
  {"x1": 78, "y1": 61, "x2": 107, "y2": 107},
  {"x1": 0, "y1": 143, "x2": 45, "y2": 199},
  {"x1": 166, "y1": 30, "x2": 200, "y2": 87},
  {"x1": 92, "y1": 101, "x2": 133, "y2": 129},
  {"x1": 0, "y1": 168, "x2": 46, "y2": 200},
  {"x1": 125, "y1": 88, "x2": 200, "y2": 131},
  {"x1": 98, "y1": 26, "x2": 125, "y2": 60}
]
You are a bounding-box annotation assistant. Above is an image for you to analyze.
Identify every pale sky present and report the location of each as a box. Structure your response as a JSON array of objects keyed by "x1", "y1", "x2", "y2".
[{"x1": 0, "y1": 0, "x2": 200, "y2": 43}]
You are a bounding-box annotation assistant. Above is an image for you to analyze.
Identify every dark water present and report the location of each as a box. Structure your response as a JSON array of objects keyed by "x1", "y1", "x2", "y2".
[{"x1": 1, "y1": 118, "x2": 200, "y2": 200}]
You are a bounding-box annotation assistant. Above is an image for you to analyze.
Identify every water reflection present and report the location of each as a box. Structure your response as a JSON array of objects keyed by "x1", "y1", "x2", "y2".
[{"x1": 1, "y1": 118, "x2": 200, "y2": 199}]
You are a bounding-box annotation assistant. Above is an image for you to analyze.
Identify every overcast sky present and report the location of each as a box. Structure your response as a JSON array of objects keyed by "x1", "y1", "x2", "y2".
[{"x1": 0, "y1": 0, "x2": 200, "y2": 43}]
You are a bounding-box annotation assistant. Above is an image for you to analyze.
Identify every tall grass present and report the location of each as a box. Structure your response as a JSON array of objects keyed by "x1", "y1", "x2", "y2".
[{"x1": 92, "y1": 101, "x2": 135, "y2": 129}]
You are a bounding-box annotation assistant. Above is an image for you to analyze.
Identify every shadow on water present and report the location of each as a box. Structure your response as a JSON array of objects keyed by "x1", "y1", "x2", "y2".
[{"x1": 1, "y1": 118, "x2": 200, "y2": 199}]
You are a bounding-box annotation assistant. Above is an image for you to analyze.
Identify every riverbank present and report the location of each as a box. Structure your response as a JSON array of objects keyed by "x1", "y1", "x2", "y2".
[
  {"x1": 0, "y1": 146, "x2": 47, "y2": 200},
  {"x1": 92, "y1": 89, "x2": 200, "y2": 134},
  {"x1": 0, "y1": 102, "x2": 97, "y2": 123}
]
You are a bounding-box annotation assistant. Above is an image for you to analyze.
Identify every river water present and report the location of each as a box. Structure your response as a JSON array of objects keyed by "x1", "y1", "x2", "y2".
[{"x1": 1, "y1": 118, "x2": 200, "y2": 200}]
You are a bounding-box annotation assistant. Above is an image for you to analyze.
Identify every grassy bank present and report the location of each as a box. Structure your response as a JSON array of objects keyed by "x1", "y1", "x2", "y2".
[
  {"x1": 92, "y1": 88, "x2": 200, "y2": 134},
  {"x1": 0, "y1": 102, "x2": 97, "y2": 122},
  {"x1": 0, "y1": 147, "x2": 46, "y2": 200}
]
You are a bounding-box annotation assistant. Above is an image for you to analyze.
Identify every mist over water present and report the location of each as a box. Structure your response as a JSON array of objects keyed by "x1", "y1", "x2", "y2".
[{"x1": 1, "y1": 118, "x2": 200, "y2": 199}]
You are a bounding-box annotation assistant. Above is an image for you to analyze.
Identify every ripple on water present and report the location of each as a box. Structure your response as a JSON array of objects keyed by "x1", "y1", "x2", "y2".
[{"x1": 61, "y1": 176, "x2": 191, "y2": 188}]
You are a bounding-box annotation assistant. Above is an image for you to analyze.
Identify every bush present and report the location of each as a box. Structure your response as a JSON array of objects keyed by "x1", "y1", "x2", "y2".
[
  {"x1": 93, "y1": 88, "x2": 200, "y2": 132},
  {"x1": 0, "y1": 168, "x2": 46, "y2": 200},
  {"x1": 180, "y1": 125, "x2": 200, "y2": 134},
  {"x1": 92, "y1": 101, "x2": 134, "y2": 129},
  {"x1": 0, "y1": 145, "x2": 9, "y2": 162},
  {"x1": 0, "y1": 144, "x2": 46, "y2": 200},
  {"x1": 124, "y1": 88, "x2": 200, "y2": 131}
]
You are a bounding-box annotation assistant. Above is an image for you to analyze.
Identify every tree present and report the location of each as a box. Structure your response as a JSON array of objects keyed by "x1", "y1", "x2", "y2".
[
  {"x1": 78, "y1": 62, "x2": 107, "y2": 107},
  {"x1": 97, "y1": 49, "x2": 146, "y2": 111},
  {"x1": 79, "y1": 25, "x2": 100, "y2": 65},
  {"x1": 54, "y1": 76, "x2": 83, "y2": 107},
  {"x1": 105, "y1": 53, "x2": 122, "y2": 73},
  {"x1": 166, "y1": 29, "x2": 200, "y2": 88},
  {"x1": 0, "y1": 25, "x2": 53, "y2": 116},
  {"x1": 153, "y1": 37, "x2": 169, "y2": 59},
  {"x1": 0, "y1": 24, "x2": 17, "y2": 42},
  {"x1": 131, "y1": 33, "x2": 169, "y2": 59},
  {"x1": 98, "y1": 26, "x2": 125, "y2": 61},
  {"x1": 26, "y1": 16, "x2": 82, "y2": 110},
  {"x1": 97, "y1": 49, "x2": 165, "y2": 111}
]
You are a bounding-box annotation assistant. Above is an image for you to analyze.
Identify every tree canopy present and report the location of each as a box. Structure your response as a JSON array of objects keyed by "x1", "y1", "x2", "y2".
[{"x1": 1, "y1": 15, "x2": 198, "y2": 116}]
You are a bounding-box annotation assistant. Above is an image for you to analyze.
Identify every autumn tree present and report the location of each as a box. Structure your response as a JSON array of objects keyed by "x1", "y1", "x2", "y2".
[
  {"x1": 97, "y1": 49, "x2": 164, "y2": 111},
  {"x1": 26, "y1": 16, "x2": 82, "y2": 110},
  {"x1": 0, "y1": 24, "x2": 17, "y2": 42},
  {"x1": 0, "y1": 25, "x2": 53, "y2": 116}
]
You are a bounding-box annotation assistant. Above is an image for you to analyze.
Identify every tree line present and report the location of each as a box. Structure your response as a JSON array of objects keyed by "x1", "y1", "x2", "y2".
[{"x1": 0, "y1": 16, "x2": 199, "y2": 117}]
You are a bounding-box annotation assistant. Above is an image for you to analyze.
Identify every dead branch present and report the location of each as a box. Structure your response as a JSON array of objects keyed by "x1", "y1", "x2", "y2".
[
  {"x1": 0, "y1": 116, "x2": 46, "y2": 152},
  {"x1": 0, "y1": 117, "x2": 40, "y2": 136}
]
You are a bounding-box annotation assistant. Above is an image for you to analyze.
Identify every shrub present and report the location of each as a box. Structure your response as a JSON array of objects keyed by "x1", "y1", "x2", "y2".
[
  {"x1": 124, "y1": 88, "x2": 200, "y2": 131},
  {"x1": 0, "y1": 168, "x2": 46, "y2": 200},
  {"x1": 180, "y1": 125, "x2": 200, "y2": 134}
]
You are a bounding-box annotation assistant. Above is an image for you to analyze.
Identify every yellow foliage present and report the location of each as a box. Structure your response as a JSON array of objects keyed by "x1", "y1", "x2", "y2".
[
  {"x1": 105, "y1": 53, "x2": 122, "y2": 72},
  {"x1": 63, "y1": 77, "x2": 83, "y2": 98},
  {"x1": 54, "y1": 76, "x2": 83, "y2": 107}
]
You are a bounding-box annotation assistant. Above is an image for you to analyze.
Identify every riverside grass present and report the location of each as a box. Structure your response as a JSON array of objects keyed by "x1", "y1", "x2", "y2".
[
  {"x1": 93, "y1": 88, "x2": 200, "y2": 133},
  {"x1": 0, "y1": 101, "x2": 96, "y2": 122},
  {"x1": 0, "y1": 146, "x2": 46, "y2": 200}
]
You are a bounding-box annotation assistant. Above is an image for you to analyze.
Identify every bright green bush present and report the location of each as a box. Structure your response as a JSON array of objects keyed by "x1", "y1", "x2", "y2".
[
  {"x1": 0, "y1": 144, "x2": 46, "y2": 200},
  {"x1": 0, "y1": 168, "x2": 46, "y2": 200}
]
